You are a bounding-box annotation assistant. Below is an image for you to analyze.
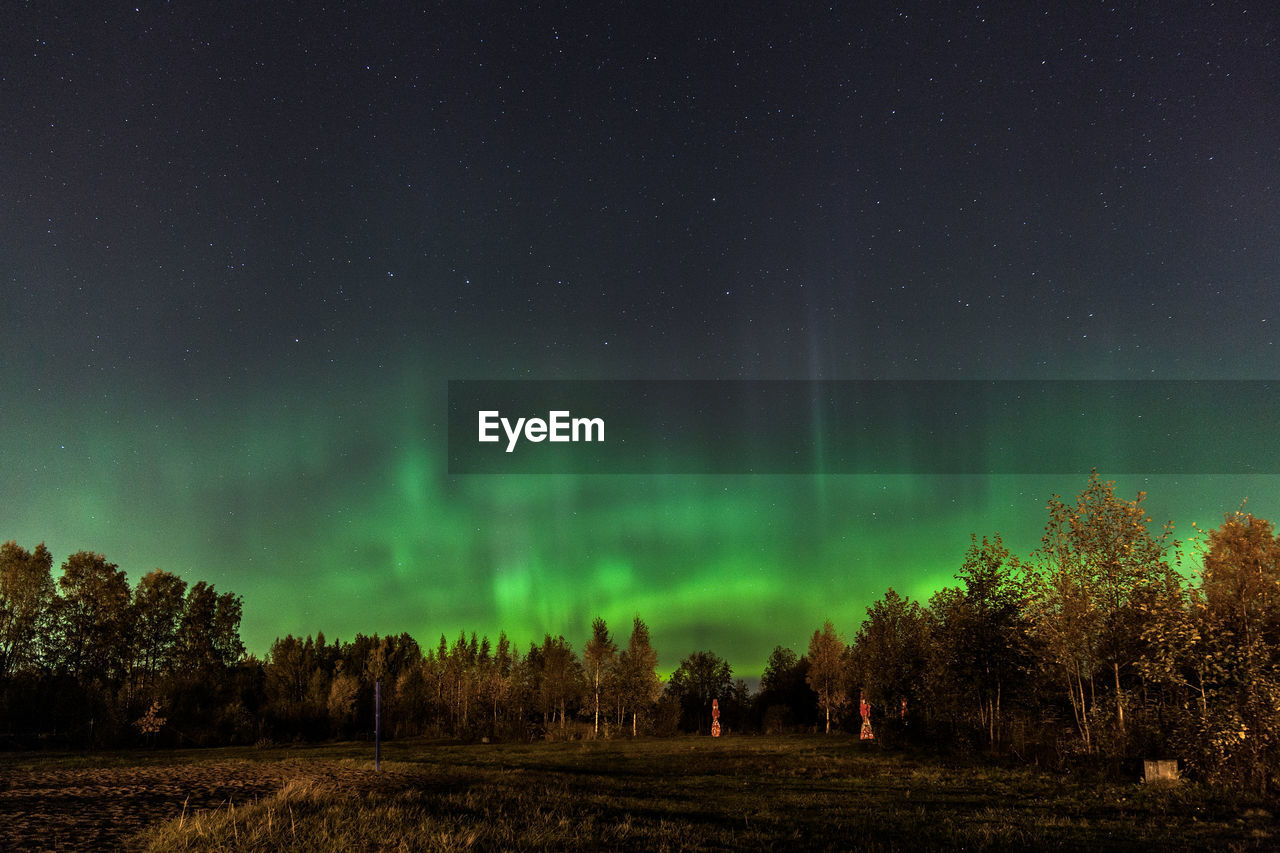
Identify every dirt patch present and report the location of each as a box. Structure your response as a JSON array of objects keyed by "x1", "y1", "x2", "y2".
[{"x1": 0, "y1": 758, "x2": 384, "y2": 851}]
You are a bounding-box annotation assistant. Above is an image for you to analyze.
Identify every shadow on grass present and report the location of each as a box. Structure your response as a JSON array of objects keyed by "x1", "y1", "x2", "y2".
[{"x1": 3, "y1": 735, "x2": 1276, "y2": 851}]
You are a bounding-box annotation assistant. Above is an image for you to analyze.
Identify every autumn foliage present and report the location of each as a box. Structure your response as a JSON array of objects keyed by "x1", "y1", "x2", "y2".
[{"x1": 5, "y1": 472, "x2": 1280, "y2": 793}]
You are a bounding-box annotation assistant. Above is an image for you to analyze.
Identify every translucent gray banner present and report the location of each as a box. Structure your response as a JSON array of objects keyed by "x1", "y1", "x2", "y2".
[{"x1": 447, "y1": 380, "x2": 1276, "y2": 474}]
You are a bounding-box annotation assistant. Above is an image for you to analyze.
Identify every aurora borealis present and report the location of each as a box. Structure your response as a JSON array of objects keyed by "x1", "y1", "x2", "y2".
[{"x1": 3, "y1": 4, "x2": 1277, "y2": 677}]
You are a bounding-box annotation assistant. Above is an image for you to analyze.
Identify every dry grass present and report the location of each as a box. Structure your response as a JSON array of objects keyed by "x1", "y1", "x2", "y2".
[{"x1": 1, "y1": 736, "x2": 1275, "y2": 851}]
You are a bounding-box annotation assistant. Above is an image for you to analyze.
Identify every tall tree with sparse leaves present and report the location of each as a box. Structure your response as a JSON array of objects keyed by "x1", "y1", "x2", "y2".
[
  {"x1": 1032, "y1": 470, "x2": 1173, "y2": 746},
  {"x1": 619, "y1": 616, "x2": 661, "y2": 736},
  {"x1": 806, "y1": 621, "x2": 850, "y2": 734},
  {"x1": 582, "y1": 616, "x2": 617, "y2": 737}
]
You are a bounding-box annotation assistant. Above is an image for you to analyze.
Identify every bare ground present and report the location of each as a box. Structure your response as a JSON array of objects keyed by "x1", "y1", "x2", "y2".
[{"x1": 0, "y1": 756, "x2": 385, "y2": 851}]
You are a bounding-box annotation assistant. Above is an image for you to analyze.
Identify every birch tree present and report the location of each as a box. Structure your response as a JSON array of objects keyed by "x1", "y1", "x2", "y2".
[
  {"x1": 806, "y1": 620, "x2": 849, "y2": 734},
  {"x1": 619, "y1": 616, "x2": 661, "y2": 736}
]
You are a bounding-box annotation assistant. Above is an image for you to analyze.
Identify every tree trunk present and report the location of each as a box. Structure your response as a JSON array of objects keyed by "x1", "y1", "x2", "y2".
[
  {"x1": 1065, "y1": 671, "x2": 1081, "y2": 736},
  {"x1": 994, "y1": 681, "x2": 1002, "y2": 746},
  {"x1": 1067, "y1": 661, "x2": 1092, "y2": 750},
  {"x1": 1078, "y1": 672, "x2": 1092, "y2": 751},
  {"x1": 1113, "y1": 660, "x2": 1125, "y2": 735}
]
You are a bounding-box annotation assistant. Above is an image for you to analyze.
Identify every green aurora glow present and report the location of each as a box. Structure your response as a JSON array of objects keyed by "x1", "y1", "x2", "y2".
[
  {"x1": 3, "y1": 3, "x2": 1278, "y2": 679},
  {"x1": 7, "y1": 370, "x2": 1277, "y2": 678}
]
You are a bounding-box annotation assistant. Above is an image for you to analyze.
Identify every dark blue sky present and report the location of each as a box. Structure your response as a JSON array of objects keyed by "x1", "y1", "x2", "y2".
[{"x1": 3, "y1": 3, "x2": 1277, "y2": 672}]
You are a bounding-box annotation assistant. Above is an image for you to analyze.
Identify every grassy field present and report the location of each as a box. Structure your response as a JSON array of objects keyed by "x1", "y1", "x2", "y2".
[{"x1": 1, "y1": 735, "x2": 1276, "y2": 851}]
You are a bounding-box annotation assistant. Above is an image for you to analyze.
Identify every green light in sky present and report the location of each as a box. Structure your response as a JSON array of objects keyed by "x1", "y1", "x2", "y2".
[{"x1": 6, "y1": 377, "x2": 1279, "y2": 679}]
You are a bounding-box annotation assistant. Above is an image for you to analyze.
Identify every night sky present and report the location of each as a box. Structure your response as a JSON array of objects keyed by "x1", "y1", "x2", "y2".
[{"x1": 3, "y1": 3, "x2": 1278, "y2": 676}]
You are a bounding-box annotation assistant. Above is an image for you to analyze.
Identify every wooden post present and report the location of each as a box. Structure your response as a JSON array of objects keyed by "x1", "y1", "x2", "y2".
[{"x1": 1143, "y1": 759, "x2": 1179, "y2": 784}]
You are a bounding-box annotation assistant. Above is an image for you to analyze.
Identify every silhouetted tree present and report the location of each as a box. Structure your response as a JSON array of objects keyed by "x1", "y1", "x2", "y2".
[
  {"x1": 263, "y1": 634, "x2": 329, "y2": 739},
  {"x1": 667, "y1": 650, "x2": 731, "y2": 733},
  {"x1": 533, "y1": 633, "x2": 581, "y2": 731},
  {"x1": 176, "y1": 581, "x2": 245, "y2": 675},
  {"x1": 53, "y1": 551, "x2": 131, "y2": 740},
  {"x1": 618, "y1": 616, "x2": 661, "y2": 735},
  {"x1": 129, "y1": 569, "x2": 187, "y2": 708},
  {"x1": 0, "y1": 541, "x2": 55, "y2": 680},
  {"x1": 758, "y1": 645, "x2": 817, "y2": 732},
  {"x1": 851, "y1": 589, "x2": 929, "y2": 727},
  {"x1": 927, "y1": 535, "x2": 1035, "y2": 747},
  {"x1": 56, "y1": 552, "x2": 131, "y2": 686}
]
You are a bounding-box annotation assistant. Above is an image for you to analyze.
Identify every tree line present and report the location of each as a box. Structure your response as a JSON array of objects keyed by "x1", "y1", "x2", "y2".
[
  {"x1": 3, "y1": 472, "x2": 1280, "y2": 792},
  {"x1": 0, "y1": 549, "x2": 245, "y2": 746},
  {"x1": 812, "y1": 471, "x2": 1280, "y2": 794}
]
